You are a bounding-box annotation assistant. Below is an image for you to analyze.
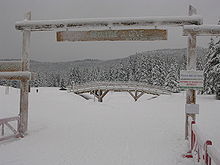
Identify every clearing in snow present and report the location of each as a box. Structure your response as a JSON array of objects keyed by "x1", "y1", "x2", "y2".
[{"x1": 1, "y1": 87, "x2": 219, "y2": 165}]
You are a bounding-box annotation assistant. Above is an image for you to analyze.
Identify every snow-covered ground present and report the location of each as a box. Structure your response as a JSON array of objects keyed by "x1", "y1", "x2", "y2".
[{"x1": 0, "y1": 86, "x2": 219, "y2": 165}]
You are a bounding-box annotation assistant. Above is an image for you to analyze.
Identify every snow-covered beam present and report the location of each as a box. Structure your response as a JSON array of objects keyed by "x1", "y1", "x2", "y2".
[
  {"x1": 183, "y1": 25, "x2": 220, "y2": 36},
  {"x1": 0, "y1": 71, "x2": 31, "y2": 80},
  {"x1": 15, "y1": 15, "x2": 203, "y2": 31},
  {"x1": 0, "y1": 61, "x2": 22, "y2": 72}
]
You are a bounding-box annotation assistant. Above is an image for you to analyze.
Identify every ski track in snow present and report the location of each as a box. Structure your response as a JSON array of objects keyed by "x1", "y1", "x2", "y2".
[{"x1": 0, "y1": 87, "x2": 219, "y2": 165}]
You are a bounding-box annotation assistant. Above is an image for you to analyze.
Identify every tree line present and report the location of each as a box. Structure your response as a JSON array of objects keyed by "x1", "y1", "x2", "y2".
[
  {"x1": 2, "y1": 44, "x2": 219, "y2": 94},
  {"x1": 31, "y1": 49, "x2": 205, "y2": 93}
]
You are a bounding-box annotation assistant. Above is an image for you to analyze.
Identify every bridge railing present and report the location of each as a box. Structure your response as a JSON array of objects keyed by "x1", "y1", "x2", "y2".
[{"x1": 71, "y1": 81, "x2": 171, "y2": 94}]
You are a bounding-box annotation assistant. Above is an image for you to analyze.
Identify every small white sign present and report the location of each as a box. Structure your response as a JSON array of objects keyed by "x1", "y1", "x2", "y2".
[
  {"x1": 185, "y1": 104, "x2": 199, "y2": 114},
  {"x1": 179, "y1": 70, "x2": 204, "y2": 89}
]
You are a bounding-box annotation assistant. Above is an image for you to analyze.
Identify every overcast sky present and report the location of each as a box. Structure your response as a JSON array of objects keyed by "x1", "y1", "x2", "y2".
[{"x1": 0, "y1": 0, "x2": 219, "y2": 62}]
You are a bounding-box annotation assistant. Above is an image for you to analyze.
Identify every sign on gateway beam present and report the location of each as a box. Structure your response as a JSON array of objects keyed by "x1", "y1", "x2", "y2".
[
  {"x1": 179, "y1": 70, "x2": 204, "y2": 89},
  {"x1": 56, "y1": 29, "x2": 167, "y2": 42}
]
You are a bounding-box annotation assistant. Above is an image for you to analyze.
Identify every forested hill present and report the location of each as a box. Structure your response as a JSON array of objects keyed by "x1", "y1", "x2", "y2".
[
  {"x1": 30, "y1": 47, "x2": 206, "y2": 73},
  {"x1": 30, "y1": 47, "x2": 206, "y2": 91},
  {"x1": 0, "y1": 47, "x2": 207, "y2": 92}
]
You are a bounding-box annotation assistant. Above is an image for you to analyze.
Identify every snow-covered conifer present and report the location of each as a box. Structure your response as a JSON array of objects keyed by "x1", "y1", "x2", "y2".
[{"x1": 204, "y1": 38, "x2": 220, "y2": 94}]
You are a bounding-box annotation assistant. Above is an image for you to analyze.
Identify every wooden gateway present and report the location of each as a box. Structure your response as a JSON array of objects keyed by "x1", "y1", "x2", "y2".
[{"x1": 0, "y1": 5, "x2": 218, "y2": 141}]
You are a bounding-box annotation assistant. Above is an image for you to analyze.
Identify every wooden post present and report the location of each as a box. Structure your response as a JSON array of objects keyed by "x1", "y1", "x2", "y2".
[
  {"x1": 135, "y1": 90, "x2": 138, "y2": 101},
  {"x1": 185, "y1": 5, "x2": 197, "y2": 139},
  {"x1": 1, "y1": 124, "x2": 4, "y2": 136},
  {"x1": 93, "y1": 90, "x2": 96, "y2": 102},
  {"x1": 19, "y1": 12, "x2": 31, "y2": 136},
  {"x1": 98, "y1": 89, "x2": 103, "y2": 102}
]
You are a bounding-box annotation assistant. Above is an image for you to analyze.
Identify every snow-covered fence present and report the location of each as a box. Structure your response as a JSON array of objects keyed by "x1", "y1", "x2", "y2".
[
  {"x1": 0, "y1": 116, "x2": 21, "y2": 141},
  {"x1": 186, "y1": 117, "x2": 220, "y2": 165}
]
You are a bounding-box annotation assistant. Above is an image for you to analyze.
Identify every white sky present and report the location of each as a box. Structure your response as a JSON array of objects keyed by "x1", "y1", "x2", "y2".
[{"x1": 0, "y1": 0, "x2": 219, "y2": 62}]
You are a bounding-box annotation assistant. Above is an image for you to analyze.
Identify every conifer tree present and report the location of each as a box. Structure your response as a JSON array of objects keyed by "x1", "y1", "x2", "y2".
[
  {"x1": 204, "y1": 38, "x2": 220, "y2": 94},
  {"x1": 165, "y1": 62, "x2": 179, "y2": 92}
]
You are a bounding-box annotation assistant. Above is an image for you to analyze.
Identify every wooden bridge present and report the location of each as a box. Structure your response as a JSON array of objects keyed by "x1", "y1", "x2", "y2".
[{"x1": 68, "y1": 81, "x2": 171, "y2": 102}]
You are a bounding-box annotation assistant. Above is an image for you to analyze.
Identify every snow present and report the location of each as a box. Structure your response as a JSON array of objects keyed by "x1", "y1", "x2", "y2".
[
  {"x1": 197, "y1": 95, "x2": 220, "y2": 149},
  {"x1": 0, "y1": 86, "x2": 219, "y2": 165}
]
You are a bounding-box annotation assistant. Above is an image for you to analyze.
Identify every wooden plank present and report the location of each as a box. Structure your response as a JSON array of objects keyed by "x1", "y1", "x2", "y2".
[
  {"x1": 57, "y1": 29, "x2": 167, "y2": 42},
  {"x1": 15, "y1": 15, "x2": 203, "y2": 31},
  {"x1": 0, "y1": 61, "x2": 22, "y2": 72},
  {"x1": 183, "y1": 25, "x2": 220, "y2": 36},
  {"x1": 0, "y1": 71, "x2": 31, "y2": 80}
]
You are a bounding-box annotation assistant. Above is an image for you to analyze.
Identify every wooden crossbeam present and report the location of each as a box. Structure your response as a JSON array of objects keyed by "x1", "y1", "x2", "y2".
[
  {"x1": 15, "y1": 15, "x2": 203, "y2": 31},
  {"x1": 0, "y1": 61, "x2": 22, "y2": 72},
  {"x1": 183, "y1": 25, "x2": 220, "y2": 36},
  {"x1": 0, "y1": 71, "x2": 31, "y2": 80}
]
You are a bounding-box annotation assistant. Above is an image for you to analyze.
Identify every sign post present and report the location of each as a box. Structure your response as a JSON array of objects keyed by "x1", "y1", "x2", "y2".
[
  {"x1": 179, "y1": 70, "x2": 203, "y2": 134},
  {"x1": 184, "y1": 5, "x2": 198, "y2": 140}
]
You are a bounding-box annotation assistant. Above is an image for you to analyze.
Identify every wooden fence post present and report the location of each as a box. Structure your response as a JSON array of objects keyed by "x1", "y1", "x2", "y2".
[
  {"x1": 185, "y1": 5, "x2": 197, "y2": 139},
  {"x1": 19, "y1": 12, "x2": 31, "y2": 135}
]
